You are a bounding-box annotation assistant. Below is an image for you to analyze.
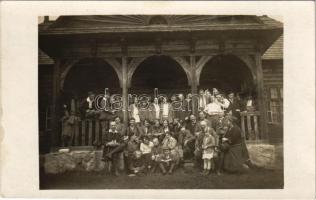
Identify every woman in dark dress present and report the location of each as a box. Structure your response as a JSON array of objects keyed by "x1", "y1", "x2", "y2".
[{"x1": 222, "y1": 117, "x2": 250, "y2": 173}]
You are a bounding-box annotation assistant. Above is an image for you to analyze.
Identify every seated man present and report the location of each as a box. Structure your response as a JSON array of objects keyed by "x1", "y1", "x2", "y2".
[
  {"x1": 139, "y1": 119, "x2": 152, "y2": 137},
  {"x1": 102, "y1": 121, "x2": 125, "y2": 176},
  {"x1": 151, "y1": 138, "x2": 162, "y2": 173},
  {"x1": 198, "y1": 111, "x2": 212, "y2": 128},
  {"x1": 177, "y1": 127, "x2": 195, "y2": 160},
  {"x1": 171, "y1": 118, "x2": 182, "y2": 141},
  {"x1": 158, "y1": 147, "x2": 177, "y2": 175},
  {"x1": 140, "y1": 135, "x2": 154, "y2": 171},
  {"x1": 185, "y1": 115, "x2": 202, "y2": 137},
  {"x1": 151, "y1": 119, "x2": 163, "y2": 141},
  {"x1": 161, "y1": 131, "x2": 180, "y2": 165},
  {"x1": 126, "y1": 117, "x2": 142, "y2": 138},
  {"x1": 125, "y1": 135, "x2": 140, "y2": 174},
  {"x1": 128, "y1": 150, "x2": 146, "y2": 176}
]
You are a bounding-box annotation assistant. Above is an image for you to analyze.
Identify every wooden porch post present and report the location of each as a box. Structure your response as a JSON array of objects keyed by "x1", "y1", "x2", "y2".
[
  {"x1": 122, "y1": 56, "x2": 129, "y2": 127},
  {"x1": 51, "y1": 58, "x2": 61, "y2": 148},
  {"x1": 255, "y1": 53, "x2": 268, "y2": 140},
  {"x1": 190, "y1": 55, "x2": 198, "y2": 115},
  {"x1": 121, "y1": 40, "x2": 129, "y2": 128}
]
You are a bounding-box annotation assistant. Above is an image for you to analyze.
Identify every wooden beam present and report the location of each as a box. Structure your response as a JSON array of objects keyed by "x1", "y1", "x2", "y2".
[
  {"x1": 51, "y1": 58, "x2": 61, "y2": 148},
  {"x1": 255, "y1": 53, "x2": 268, "y2": 141},
  {"x1": 122, "y1": 56, "x2": 128, "y2": 128},
  {"x1": 190, "y1": 55, "x2": 198, "y2": 115},
  {"x1": 121, "y1": 39, "x2": 129, "y2": 128}
]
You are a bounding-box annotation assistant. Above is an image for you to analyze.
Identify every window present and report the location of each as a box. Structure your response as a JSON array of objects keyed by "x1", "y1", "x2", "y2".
[
  {"x1": 270, "y1": 88, "x2": 278, "y2": 99},
  {"x1": 267, "y1": 87, "x2": 283, "y2": 124}
]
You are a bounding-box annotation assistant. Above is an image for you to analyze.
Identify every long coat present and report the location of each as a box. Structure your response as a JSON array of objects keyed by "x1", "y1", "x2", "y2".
[{"x1": 223, "y1": 125, "x2": 248, "y2": 172}]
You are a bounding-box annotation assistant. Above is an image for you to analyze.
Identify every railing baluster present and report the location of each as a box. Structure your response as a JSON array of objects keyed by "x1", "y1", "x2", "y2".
[
  {"x1": 88, "y1": 120, "x2": 93, "y2": 145},
  {"x1": 253, "y1": 115, "x2": 259, "y2": 140},
  {"x1": 95, "y1": 120, "x2": 100, "y2": 145},
  {"x1": 241, "y1": 114, "x2": 246, "y2": 138},
  {"x1": 81, "y1": 120, "x2": 86, "y2": 145},
  {"x1": 74, "y1": 122, "x2": 79, "y2": 146},
  {"x1": 247, "y1": 115, "x2": 252, "y2": 140}
]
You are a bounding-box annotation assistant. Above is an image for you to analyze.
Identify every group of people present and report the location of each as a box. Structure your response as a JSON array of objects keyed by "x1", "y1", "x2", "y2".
[{"x1": 61, "y1": 88, "x2": 255, "y2": 176}]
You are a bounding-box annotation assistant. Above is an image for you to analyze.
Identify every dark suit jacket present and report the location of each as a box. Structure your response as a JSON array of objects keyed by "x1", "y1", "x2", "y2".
[{"x1": 226, "y1": 98, "x2": 241, "y2": 117}]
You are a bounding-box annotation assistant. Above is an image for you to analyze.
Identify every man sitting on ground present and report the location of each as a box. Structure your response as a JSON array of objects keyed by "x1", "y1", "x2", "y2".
[
  {"x1": 128, "y1": 150, "x2": 146, "y2": 176},
  {"x1": 158, "y1": 147, "x2": 177, "y2": 175}
]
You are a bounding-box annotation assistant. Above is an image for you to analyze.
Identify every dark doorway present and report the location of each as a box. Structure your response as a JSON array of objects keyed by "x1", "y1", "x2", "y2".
[
  {"x1": 131, "y1": 55, "x2": 189, "y2": 96},
  {"x1": 200, "y1": 54, "x2": 255, "y2": 96},
  {"x1": 63, "y1": 58, "x2": 120, "y2": 100}
]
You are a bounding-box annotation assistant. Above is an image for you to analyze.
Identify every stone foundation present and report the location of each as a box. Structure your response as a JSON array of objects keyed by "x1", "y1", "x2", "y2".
[
  {"x1": 42, "y1": 143, "x2": 283, "y2": 174},
  {"x1": 246, "y1": 142, "x2": 283, "y2": 170},
  {"x1": 44, "y1": 149, "x2": 105, "y2": 174}
]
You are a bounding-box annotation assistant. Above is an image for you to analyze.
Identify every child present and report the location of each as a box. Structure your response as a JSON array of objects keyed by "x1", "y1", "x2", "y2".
[
  {"x1": 128, "y1": 150, "x2": 145, "y2": 176},
  {"x1": 201, "y1": 127, "x2": 216, "y2": 175},
  {"x1": 140, "y1": 136, "x2": 154, "y2": 172}
]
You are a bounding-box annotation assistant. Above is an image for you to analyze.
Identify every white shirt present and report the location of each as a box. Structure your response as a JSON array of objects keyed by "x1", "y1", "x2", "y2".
[
  {"x1": 247, "y1": 100, "x2": 253, "y2": 107},
  {"x1": 86, "y1": 97, "x2": 93, "y2": 109},
  {"x1": 140, "y1": 142, "x2": 154, "y2": 154},
  {"x1": 131, "y1": 104, "x2": 140, "y2": 123},
  {"x1": 153, "y1": 103, "x2": 160, "y2": 119},
  {"x1": 222, "y1": 98, "x2": 230, "y2": 109},
  {"x1": 162, "y1": 103, "x2": 169, "y2": 117},
  {"x1": 199, "y1": 96, "x2": 206, "y2": 108},
  {"x1": 204, "y1": 103, "x2": 223, "y2": 115}
]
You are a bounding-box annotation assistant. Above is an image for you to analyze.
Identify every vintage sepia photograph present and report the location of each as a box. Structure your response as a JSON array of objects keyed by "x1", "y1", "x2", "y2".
[{"x1": 38, "y1": 15, "x2": 284, "y2": 189}]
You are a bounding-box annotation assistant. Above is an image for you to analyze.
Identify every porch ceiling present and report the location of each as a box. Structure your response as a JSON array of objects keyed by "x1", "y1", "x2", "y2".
[{"x1": 39, "y1": 15, "x2": 283, "y2": 58}]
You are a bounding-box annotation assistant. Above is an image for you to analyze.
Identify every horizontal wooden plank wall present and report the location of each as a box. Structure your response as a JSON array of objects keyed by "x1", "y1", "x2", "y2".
[{"x1": 262, "y1": 60, "x2": 283, "y2": 87}]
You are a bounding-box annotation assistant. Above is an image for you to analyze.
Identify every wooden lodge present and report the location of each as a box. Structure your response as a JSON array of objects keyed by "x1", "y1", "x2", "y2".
[{"x1": 38, "y1": 15, "x2": 283, "y2": 152}]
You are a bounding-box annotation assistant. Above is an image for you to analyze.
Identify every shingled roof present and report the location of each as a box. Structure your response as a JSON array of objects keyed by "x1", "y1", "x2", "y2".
[{"x1": 262, "y1": 34, "x2": 283, "y2": 60}]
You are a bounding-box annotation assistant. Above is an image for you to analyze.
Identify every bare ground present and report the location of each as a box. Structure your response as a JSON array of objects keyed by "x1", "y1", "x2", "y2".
[{"x1": 40, "y1": 167, "x2": 283, "y2": 189}]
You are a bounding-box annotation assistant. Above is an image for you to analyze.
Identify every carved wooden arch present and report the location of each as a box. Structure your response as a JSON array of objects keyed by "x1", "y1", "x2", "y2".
[
  {"x1": 60, "y1": 57, "x2": 123, "y2": 90},
  {"x1": 127, "y1": 55, "x2": 192, "y2": 87},
  {"x1": 196, "y1": 54, "x2": 257, "y2": 85}
]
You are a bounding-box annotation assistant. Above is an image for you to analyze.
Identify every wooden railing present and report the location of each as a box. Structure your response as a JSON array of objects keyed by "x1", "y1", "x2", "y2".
[
  {"x1": 62, "y1": 120, "x2": 107, "y2": 147},
  {"x1": 62, "y1": 112, "x2": 261, "y2": 146},
  {"x1": 240, "y1": 111, "x2": 260, "y2": 140}
]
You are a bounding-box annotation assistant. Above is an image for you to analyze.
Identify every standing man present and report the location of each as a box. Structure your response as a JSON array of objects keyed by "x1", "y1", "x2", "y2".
[
  {"x1": 160, "y1": 97, "x2": 173, "y2": 124},
  {"x1": 149, "y1": 97, "x2": 161, "y2": 123},
  {"x1": 102, "y1": 121, "x2": 125, "y2": 176},
  {"x1": 204, "y1": 96, "x2": 224, "y2": 129},
  {"x1": 226, "y1": 92, "x2": 242, "y2": 123},
  {"x1": 80, "y1": 91, "x2": 98, "y2": 119},
  {"x1": 198, "y1": 89, "x2": 207, "y2": 111},
  {"x1": 129, "y1": 97, "x2": 141, "y2": 124}
]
